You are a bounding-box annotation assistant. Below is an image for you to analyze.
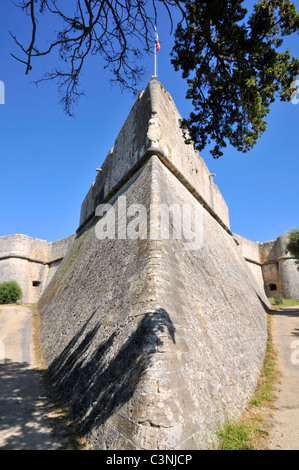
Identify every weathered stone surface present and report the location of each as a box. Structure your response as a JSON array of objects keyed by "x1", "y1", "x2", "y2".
[
  {"x1": 276, "y1": 236, "x2": 299, "y2": 300},
  {"x1": 1, "y1": 78, "x2": 297, "y2": 309},
  {"x1": 38, "y1": 156, "x2": 268, "y2": 449},
  {"x1": 233, "y1": 233, "x2": 265, "y2": 290},
  {"x1": 0, "y1": 234, "x2": 75, "y2": 303},
  {"x1": 234, "y1": 233, "x2": 299, "y2": 300},
  {"x1": 258, "y1": 235, "x2": 299, "y2": 299},
  {"x1": 2, "y1": 77, "x2": 297, "y2": 450},
  {"x1": 78, "y1": 79, "x2": 230, "y2": 233}
]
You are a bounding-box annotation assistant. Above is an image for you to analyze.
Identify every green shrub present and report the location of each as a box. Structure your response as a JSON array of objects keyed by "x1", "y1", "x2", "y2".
[
  {"x1": 286, "y1": 228, "x2": 299, "y2": 271},
  {"x1": 0, "y1": 281, "x2": 22, "y2": 304},
  {"x1": 273, "y1": 294, "x2": 284, "y2": 305}
]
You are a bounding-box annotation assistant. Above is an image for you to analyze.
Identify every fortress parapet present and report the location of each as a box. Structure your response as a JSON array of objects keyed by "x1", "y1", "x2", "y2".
[
  {"x1": 234, "y1": 233, "x2": 299, "y2": 300},
  {"x1": 79, "y1": 79, "x2": 230, "y2": 235},
  {"x1": 0, "y1": 78, "x2": 298, "y2": 450},
  {"x1": 0, "y1": 234, "x2": 75, "y2": 303}
]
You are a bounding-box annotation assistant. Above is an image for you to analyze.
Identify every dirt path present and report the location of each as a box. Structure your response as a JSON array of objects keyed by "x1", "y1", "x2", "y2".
[
  {"x1": 265, "y1": 306, "x2": 299, "y2": 450},
  {"x1": 0, "y1": 305, "x2": 69, "y2": 450}
]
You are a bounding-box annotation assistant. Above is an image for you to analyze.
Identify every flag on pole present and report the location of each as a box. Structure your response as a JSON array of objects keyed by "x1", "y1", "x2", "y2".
[
  {"x1": 154, "y1": 26, "x2": 160, "y2": 77},
  {"x1": 156, "y1": 34, "x2": 160, "y2": 52}
]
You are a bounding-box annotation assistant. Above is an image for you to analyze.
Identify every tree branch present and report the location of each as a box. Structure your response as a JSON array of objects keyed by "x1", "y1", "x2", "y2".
[{"x1": 10, "y1": 0, "x2": 186, "y2": 114}]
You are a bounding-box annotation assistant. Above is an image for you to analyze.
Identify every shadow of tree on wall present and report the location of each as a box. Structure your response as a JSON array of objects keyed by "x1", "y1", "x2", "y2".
[{"x1": 47, "y1": 308, "x2": 175, "y2": 437}]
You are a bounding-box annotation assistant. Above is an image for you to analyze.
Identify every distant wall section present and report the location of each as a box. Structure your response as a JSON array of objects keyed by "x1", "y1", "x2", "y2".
[
  {"x1": 234, "y1": 233, "x2": 299, "y2": 301},
  {"x1": 0, "y1": 234, "x2": 75, "y2": 303},
  {"x1": 262, "y1": 235, "x2": 299, "y2": 300},
  {"x1": 233, "y1": 233, "x2": 264, "y2": 290}
]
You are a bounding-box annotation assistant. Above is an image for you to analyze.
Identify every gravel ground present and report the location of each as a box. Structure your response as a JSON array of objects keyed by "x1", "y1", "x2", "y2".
[{"x1": 265, "y1": 306, "x2": 299, "y2": 450}]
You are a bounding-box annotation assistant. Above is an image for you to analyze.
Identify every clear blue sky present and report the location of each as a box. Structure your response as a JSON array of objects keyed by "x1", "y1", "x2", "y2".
[{"x1": 0, "y1": 1, "x2": 298, "y2": 243}]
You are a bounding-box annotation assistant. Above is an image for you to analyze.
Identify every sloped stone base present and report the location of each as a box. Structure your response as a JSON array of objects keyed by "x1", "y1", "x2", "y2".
[{"x1": 38, "y1": 156, "x2": 268, "y2": 449}]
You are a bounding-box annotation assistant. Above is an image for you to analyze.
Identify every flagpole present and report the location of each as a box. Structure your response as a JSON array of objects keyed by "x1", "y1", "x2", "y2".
[
  {"x1": 153, "y1": 26, "x2": 158, "y2": 79},
  {"x1": 154, "y1": 39, "x2": 157, "y2": 77}
]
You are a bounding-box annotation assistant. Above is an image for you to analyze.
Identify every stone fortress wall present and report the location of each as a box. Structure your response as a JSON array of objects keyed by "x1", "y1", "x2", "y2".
[
  {"x1": 0, "y1": 80, "x2": 232, "y2": 306},
  {"x1": 0, "y1": 78, "x2": 298, "y2": 449},
  {"x1": 36, "y1": 79, "x2": 270, "y2": 449},
  {"x1": 1, "y1": 230, "x2": 297, "y2": 304},
  {"x1": 0, "y1": 234, "x2": 75, "y2": 303},
  {"x1": 1, "y1": 80, "x2": 296, "y2": 306},
  {"x1": 234, "y1": 233, "x2": 299, "y2": 300},
  {"x1": 79, "y1": 80, "x2": 229, "y2": 233},
  {"x1": 78, "y1": 78, "x2": 299, "y2": 303}
]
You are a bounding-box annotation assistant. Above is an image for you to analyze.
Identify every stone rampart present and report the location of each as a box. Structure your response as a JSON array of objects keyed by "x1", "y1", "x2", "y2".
[
  {"x1": 3, "y1": 77, "x2": 297, "y2": 449},
  {"x1": 232, "y1": 234, "x2": 299, "y2": 300},
  {"x1": 0, "y1": 234, "x2": 49, "y2": 263},
  {"x1": 257, "y1": 235, "x2": 299, "y2": 299},
  {"x1": 38, "y1": 80, "x2": 268, "y2": 450},
  {"x1": 0, "y1": 234, "x2": 75, "y2": 303},
  {"x1": 276, "y1": 235, "x2": 299, "y2": 300},
  {"x1": 148, "y1": 80, "x2": 230, "y2": 228},
  {"x1": 79, "y1": 79, "x2": 230, "y2": 233},
  {"x1": 233, "y1": 233, "x2": 264, "y2": 289}
]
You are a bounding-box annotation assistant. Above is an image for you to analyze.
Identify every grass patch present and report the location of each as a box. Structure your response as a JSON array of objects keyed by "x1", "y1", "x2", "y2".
[
  {"x1": 25, "y1": 303, "x2": 46, "y2": 371},
  {"x1": 217, "y1": 421, "x2": 254, "y2": 450},
  {"x1": 216, "y1": 313, "x2": 278, "y2": 450},
  {"x1": 24, "y1": 303, "x2": 89, "y2": 450},
  {"x1": 268, "y1": 297, "x2": 299, "y2": 307},
  {"x1": 249, "y1": 315, "x2": 277, "y2": 408},
  {"x1": 217, "y1": 420, "x2": 268, "y2": 451}
]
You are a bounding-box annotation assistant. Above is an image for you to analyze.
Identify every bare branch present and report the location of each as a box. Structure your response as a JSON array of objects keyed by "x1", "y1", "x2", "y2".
[{"x1": 11, "y1": 0, "x2": 186, "y2": 114}]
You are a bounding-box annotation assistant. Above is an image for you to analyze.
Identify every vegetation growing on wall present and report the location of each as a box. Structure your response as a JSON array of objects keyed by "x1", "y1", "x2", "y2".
[{"x1": 286, "y1": 228, "x2": 299, "y2": 271}]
